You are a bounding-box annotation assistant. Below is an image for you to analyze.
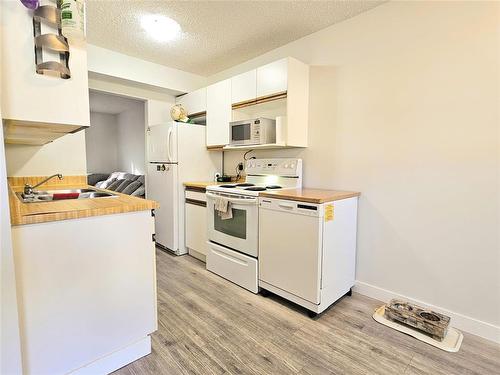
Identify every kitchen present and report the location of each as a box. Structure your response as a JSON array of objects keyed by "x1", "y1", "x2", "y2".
[{"x1": 1, "y1": 1, "x2": 499, "y2": 375}]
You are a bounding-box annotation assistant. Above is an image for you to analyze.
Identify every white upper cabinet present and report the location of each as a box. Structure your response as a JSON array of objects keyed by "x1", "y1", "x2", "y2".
[
  {"x1": 256, "y1": 59, "x2": 288, "y2": 98},
  {"x1": 206, "y1": 79, "x2": 231, "y2": 147},
  {"x1": 1, "y1": 1, "x2": 90, "y2": 145},
  {"x1": 231, "y1": 70, "x2": 257, "y2": 104},
  {"x1": 176, "y1": 87, "x2": 206, "y2": 115},
  {"x1": 229, "y1": 57, "x2": 309, "y2": 148}
]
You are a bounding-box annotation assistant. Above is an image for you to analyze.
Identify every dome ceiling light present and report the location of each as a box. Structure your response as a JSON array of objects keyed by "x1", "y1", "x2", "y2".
[{"x1": 140, "y1": 14, "x2": 181, "y2": 42}]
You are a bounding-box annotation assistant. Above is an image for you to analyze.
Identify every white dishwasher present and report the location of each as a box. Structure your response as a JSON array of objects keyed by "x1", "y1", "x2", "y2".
[{"x1": 258, "y1": 196, "x2": 358, "y2": 315}]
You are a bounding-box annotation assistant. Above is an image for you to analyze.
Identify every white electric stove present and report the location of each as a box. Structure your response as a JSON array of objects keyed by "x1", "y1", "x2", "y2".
[
  {"x1": 205, "y1": 158, "x2": 302, "y2": 293},
  {"x1": 206, "y1": 158, "x2": 302, "y2": 197}
]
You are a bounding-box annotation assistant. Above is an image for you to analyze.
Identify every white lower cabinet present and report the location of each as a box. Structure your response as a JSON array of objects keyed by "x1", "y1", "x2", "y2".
[
  {"x1": 11, "y1": 211, "x2": 157, "y2": 375},
  {"x1": 185, "y1": 189, "x2": 208, "y2": 261}
]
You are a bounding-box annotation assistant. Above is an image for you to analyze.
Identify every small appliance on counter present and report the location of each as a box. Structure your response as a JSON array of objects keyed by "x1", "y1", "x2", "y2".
[
  {"x1": 229, "y1": 117, "x2": 276, "y2": 146},
  {"x1": 216, "y1": 175, "x2": 232, "y2": 182},
  {"x1": 205, "y1": 158, "x2": 302, "y2": 293}
]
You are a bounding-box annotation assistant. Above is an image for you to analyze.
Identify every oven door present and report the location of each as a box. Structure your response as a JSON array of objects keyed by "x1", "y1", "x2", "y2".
[{"x1": 206, "y1": 191, "x2": 258, "y2": 257}]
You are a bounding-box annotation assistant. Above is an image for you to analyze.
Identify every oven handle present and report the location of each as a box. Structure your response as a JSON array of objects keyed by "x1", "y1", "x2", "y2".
[{"x1": 206, "y1": 192, "x2": 258, "y2": 205}]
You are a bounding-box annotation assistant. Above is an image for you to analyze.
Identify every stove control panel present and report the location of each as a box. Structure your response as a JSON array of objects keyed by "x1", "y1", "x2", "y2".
[{"x1": 246, "y1": 158, "x2": 302, "y2": 177}]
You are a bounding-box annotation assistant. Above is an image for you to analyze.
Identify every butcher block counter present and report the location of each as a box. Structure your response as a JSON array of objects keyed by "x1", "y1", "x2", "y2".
[
  {"x1": 260, "y1": 188, "x2": 361, "y2": 204},
  {"x1": 8, "y1": 175, "x2": 158, "y2": 226},
  {"x1": 183, "y1": 180, "x2": 242, "y2": 190},
  {"x1": 183, "y1": 181, "x2": 218, "y2": 190}
]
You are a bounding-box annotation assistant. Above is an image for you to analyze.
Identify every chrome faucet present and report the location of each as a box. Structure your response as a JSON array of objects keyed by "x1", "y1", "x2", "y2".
[{"x1": 23, "y1": 174, "x2": 63, "y2": 196}]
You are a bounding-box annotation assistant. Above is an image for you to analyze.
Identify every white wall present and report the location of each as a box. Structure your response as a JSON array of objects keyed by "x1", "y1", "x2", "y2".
[
  {"x1": 4, "y1": 77, "x2": 178, "y2": 178},
  {"x1": 86, "y1": 112, "x2": 119, "y2": 173},
  {"x1": 214, "y1": 1, "x2": 500, "y2": 341},
  {"x1": 89, "y1": 77, "x2": 176, "y2": 103},
  {"x1": 5, "y1": 132, "x2": 87, "y2": 177},
  {"x1": 0, "y1": 109, "x2": 23, "y2": 375},
  {"x1": 87, "y1": 44, "x2": 206, "y2": 94},
  {"x1": 117, "y1": 101, "x2": 146, "y2": 175}
]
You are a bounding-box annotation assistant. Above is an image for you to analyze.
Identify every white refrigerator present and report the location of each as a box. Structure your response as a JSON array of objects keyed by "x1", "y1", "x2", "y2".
[{"x1": 146, "y1": 122, "x2": 221, "y2": 255}]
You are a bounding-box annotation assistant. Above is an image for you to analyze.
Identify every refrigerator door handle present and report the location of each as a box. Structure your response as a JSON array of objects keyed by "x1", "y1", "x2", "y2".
[{"x1": 167, "y1": 127, "x2": 173, "y2": 163}]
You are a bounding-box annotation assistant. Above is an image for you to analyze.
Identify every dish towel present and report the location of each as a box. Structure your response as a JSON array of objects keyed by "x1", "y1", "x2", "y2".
[{"x1": 214, "y1": 196, "x2": 233, "y2": 220}]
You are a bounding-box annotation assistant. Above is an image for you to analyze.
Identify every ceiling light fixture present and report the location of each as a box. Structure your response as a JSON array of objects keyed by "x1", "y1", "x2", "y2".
[{"x1": 140, "y1": 14, "x2": 181, "y2": 42}]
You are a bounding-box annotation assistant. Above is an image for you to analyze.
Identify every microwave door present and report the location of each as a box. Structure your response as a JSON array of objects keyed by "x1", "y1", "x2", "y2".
[{"x1": 231, "y1": 123, "x2": 252, "y2": 145}]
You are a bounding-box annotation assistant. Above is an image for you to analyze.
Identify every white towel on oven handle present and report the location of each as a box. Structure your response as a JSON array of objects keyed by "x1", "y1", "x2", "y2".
[{"x1": 215, "y1": 196, "x2": 233, "y2": 220}]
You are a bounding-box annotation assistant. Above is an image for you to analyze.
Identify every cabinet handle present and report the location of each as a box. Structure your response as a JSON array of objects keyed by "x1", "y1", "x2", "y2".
[{"x1": 186, "y1": 198, "x2": 206, "y2": 207}]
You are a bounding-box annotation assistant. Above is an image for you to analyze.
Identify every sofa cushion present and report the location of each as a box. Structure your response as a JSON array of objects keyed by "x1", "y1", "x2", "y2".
[
  {"x1": 130, "y1": 185, "x2": 146, "y2": 197},
  {"x1": 114, "y1": 179, "x2": 134, "y2": 192},
  {"x1": 121, "y1": 180, "x2": 142, "y2": 195},
  {"x1": 106, "y1": 179, "x2": 123, "y2": 191},
  {"x1": 88, "y1": 173, "x2": 110, "y2": 186},
  {"x1": 95, "y1": 178, "x2": 116, "y2": 189},
  {"x1": 108, "y1": 172, "x2": 139, "y2": 182},
  {"x1": 89, "y1": 171, "x2": 145, "y2": 197}
]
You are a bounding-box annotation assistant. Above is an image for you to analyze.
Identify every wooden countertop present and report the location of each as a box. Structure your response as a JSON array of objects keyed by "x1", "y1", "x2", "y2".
[
  {"x1": 183, "y1": 180, "x2": 243, "y2": 189},
  {"x1": 8, "y1": 176, "x2": 158, "y2": 226},
  {"x1": 259, "y1": 189, "x2": 361, "y2": 204},
  {"x1": 183, "y1": 181, "x2": 219, "y2": 189}
]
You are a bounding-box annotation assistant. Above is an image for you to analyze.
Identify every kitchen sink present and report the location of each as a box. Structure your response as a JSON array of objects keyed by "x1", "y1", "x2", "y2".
[{"x1": 16, "y1": 188, "x2": 118, "y2": 203}]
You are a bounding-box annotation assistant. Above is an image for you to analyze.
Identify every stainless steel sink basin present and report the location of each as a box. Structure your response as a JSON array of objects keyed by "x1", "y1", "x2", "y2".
[
  {"x1": 32, "y1": 188, "x2": 97, "y2": 195},
  {"x1": 17, "y1": 188, "x2": 118, "y2": 203}
]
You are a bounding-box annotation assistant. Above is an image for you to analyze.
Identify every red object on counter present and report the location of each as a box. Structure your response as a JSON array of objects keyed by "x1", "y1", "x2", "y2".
[{"x1": 52, "y1": 193, "x2": 80, "y2": 200}]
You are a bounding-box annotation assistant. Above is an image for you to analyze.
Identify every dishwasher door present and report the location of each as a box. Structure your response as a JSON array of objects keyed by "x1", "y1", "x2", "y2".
[{"x1": 258, "y1": 198, "x2": 322, "y2": 304}]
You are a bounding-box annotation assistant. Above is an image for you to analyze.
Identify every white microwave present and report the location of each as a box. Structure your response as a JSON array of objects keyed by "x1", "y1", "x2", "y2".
[{"x1": 229, "y1": 118, "x2": 276, "y2": 146}]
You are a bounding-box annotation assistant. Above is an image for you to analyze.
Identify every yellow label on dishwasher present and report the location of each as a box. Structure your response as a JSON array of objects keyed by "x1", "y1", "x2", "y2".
[{"x1": 325, "y1": 204, "x2": 334, "y2": 222}]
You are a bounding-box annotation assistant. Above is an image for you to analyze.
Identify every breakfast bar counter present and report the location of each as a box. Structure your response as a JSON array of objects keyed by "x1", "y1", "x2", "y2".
[
  {"x1": 9, "y1": 175, "x2": 158, "y2": 374},
  {"x1": 8, "y1": 176, "x2": 158, "y2": 226}
]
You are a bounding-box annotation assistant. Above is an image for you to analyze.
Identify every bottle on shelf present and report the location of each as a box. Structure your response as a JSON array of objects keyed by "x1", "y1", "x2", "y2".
[{"x1": 60, "y1": 0, "x2": 86, "y2": 43}]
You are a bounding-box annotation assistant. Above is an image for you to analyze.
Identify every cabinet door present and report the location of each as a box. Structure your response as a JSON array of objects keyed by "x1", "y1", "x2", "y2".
[
  {"x1": 176, "y1": 87, "x2": 206, "y2": 115},
  {"x1": 185, "y1": 202, "x2": 208, "y2": 256},
  {"x1": 256, "y1": 59, "x2": 288, "y2": 98},
  {"x1": 11, "y1": 211, "x2": 156, "y2": 375},
  {"x1": 206, "y1": 79, "x2": 231, "y2": 147},
  {"x1": 231, "y1": 70, "x2": 256, "y2": 104},
  {"x1": 1, "y1": 1, "x2": 89, "y2": 129},
  {"x1": 147, "y1": 99, "x2": 172, "y2": 126}
]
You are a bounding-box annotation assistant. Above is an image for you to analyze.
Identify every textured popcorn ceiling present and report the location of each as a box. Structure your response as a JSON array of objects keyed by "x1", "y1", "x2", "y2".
[{"x1": 86, "y1": 1, "x2": 384, "y2": 76}]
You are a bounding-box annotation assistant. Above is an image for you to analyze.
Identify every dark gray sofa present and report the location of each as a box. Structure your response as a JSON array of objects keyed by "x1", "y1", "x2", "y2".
[{"x1": 88, "y1": 172, "x2": 145, "y2": 198}]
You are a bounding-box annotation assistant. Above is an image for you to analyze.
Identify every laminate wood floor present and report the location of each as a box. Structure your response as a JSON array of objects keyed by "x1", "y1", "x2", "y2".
[{"x1": 115, "y1": 249, "x2": 500, "y2": 375}]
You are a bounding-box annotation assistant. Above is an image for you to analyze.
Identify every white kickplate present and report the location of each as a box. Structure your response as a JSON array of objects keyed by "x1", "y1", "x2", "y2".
[
  {"x1": 70, "y1": 336, "x2": 151, "y2": 375},
  {"x1": 373, "y1": 306, "x2": 463, "y2": 352}
]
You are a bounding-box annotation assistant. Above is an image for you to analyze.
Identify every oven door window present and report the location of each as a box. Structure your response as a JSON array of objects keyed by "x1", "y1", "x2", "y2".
[
  {"x1": 214, "y1": 208, "x2": 247, "y2": 239},
  {"x1": 232, "y1": 124, "x2": 251, "y2": 142}
]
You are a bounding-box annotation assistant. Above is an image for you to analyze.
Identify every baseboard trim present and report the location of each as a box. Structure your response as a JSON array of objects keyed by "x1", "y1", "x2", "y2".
[
  {"x1": 70, "y1": 336, "x2": 151, "y2": 375},
  {"x1": 354, "y1": 281, "x2": 500, "y2": 344}
]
